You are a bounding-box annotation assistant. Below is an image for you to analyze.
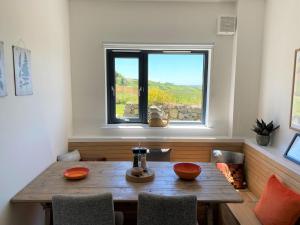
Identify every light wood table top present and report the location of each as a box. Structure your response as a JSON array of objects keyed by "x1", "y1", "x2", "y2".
[{"x1": 11, "y1": 161, "x2": 243, "y2": 204}]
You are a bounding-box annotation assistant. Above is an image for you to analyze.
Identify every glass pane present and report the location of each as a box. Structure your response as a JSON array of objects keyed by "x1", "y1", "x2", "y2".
[
  {"x1": 115, "y1": 58, "x2": 139, "y2": 120},
  {"x1": 148, "y1": 54, "x2": 204, "y2": 122},
  {"x1": 292, "y1": 52, "x2": 300, "y2": 125}
]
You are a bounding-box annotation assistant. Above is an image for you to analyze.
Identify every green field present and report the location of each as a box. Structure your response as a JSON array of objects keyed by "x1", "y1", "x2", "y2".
[
  {"x1": 293, "y1": 96, "x2": 300, "y2": 117},
  {"x1": 292, "y1": 79, "x2": 300, "y2": 118},
  {"x1": 116, "y1": 104, "x2": 125, "y2": 117},
  {"x1": 115, "y1": 73, "x2": 202, "y2": 117}
]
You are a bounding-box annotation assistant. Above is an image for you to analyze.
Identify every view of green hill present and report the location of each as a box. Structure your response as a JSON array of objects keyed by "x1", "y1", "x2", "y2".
[
  {"x1": 293, "y1": 79, "x2": 300, "y2": 117},
  {"x1": 115, "y1": 72, "x2": 202, "y2": 117}
]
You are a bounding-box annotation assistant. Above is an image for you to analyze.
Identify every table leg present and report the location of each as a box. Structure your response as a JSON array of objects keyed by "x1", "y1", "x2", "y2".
[
  {"x1": 41, "y1": 203, "x2": 53, "y2": 225},
  {"x1": 207, "y1": 203, "x2": 219, "y2": 225}
]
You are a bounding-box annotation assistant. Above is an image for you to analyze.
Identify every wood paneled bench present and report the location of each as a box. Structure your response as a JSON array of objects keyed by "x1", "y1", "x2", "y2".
[
  {"x1": 68, "y1": 140, "x2": 244, "y2": 162},
  {"x1": 219, "y1": 143, "x2": 300, "y2": 225}
]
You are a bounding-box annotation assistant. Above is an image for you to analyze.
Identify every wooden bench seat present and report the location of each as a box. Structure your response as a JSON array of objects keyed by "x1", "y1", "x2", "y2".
[
  {"x1": 220, "y1": 191, "x2": 261, "y2": 225},
  {"x1": 220, "y1": 143, "x2": 300, "y2": 225}
]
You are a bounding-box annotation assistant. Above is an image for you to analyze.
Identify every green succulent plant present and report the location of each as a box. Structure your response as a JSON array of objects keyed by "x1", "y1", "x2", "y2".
[{"x1": 252, "y1": 119, "x2": 280, "y2": 136}]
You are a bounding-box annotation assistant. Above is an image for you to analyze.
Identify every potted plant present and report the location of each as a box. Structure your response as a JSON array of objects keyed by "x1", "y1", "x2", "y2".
[{"x1": 252, "y1": 119, "x2": 280, "y2": 146}]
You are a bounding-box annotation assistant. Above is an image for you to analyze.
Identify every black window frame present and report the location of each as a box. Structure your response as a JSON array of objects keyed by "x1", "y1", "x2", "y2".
[{"x1": 106, "y1": 49, "x2": 209, "y2": 125}]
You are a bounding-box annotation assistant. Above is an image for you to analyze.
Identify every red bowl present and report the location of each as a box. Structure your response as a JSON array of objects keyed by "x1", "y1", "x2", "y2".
[
  {"x1": 173, "y1": 163, "x2": 201, "y2": 180},
  {"x1": 64, "y1": 167, "x2": 89, "y2": 180}
]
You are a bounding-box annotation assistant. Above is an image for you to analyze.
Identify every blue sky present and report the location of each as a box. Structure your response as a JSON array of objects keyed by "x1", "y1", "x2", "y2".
[{"x1": 115, "y1": 54, "x2": 204, "y2": 86}]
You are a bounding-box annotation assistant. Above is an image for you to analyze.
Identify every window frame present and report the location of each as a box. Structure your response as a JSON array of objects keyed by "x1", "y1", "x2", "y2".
[{"x1": 106, "y1": 49, "x2": 209, "y2": 125}]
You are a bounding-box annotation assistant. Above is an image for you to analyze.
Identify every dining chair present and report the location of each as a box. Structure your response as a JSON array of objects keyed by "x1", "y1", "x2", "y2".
[
  {"x1": 52, "y1": 193, "x2": 124, "y2": 225},
  {"x1": 137, "y1": 192, "x2": 198, "y2": 225}
]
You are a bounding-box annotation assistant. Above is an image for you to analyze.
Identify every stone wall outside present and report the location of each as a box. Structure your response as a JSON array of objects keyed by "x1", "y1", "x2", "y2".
[{"x1": 124, "y1": 103, "x2": 202, "y2": 121}]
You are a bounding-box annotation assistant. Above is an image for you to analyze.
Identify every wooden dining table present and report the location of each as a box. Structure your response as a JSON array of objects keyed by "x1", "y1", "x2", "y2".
[{"x1": 11, "y1": 161, "x2": 243, "y2": 225}]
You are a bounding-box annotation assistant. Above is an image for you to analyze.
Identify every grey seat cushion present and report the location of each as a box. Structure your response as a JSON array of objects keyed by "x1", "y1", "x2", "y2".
[
  {"x1": 137, "y1": 192, "x2": 197, "y2": 225},
  {"x1": 57, "y1": 149, "x2": 81, "y2": 162},
  {"x1": 52, "y1": 193, "x2": 117, "y2": 225}
]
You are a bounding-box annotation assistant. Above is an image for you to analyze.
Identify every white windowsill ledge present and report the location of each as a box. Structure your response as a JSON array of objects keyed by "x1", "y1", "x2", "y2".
[
  {"x1": 69, "y1": 136, "x2": 245, "y2": 143},
  {"x1": 101, "y1": 123, "x2": 210, "y2": 130}
]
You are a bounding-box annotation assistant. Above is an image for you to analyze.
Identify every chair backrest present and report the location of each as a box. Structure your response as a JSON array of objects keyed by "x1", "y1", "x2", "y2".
[
  {"x1": 52, "y1": 193, "x2": 115, "y2": 225},
  {"x1": 137, "y1": 192, "x2": 197, "y2": 225},
  {"x1": 147, "y1": 148, "x2": 171, "y2": 161}
]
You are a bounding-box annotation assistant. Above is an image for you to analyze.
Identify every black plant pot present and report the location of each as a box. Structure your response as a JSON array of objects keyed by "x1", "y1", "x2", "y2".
[{"x1": 256, "y1": 135, "x2": 270, "y2": 146}]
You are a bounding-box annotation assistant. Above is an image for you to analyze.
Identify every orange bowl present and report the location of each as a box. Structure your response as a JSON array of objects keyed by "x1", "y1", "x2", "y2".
[
  {"x1": 173, "y1": 163, "x2": 201, "y2": 180},
  {"x1": 64, "y1": 167, "x2": 89, "y2": 180}
]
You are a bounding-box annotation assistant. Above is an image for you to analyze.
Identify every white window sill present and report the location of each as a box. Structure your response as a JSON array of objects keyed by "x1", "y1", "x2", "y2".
[
  {"x1": 101, "y1": 123, "x2": 211, "y2": 130},
  {"x1": 69, "y1": 136, "x2": 245, "y2": 142}
]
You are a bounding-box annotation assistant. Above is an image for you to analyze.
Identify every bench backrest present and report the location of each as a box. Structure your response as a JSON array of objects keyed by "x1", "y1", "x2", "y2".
[{"x1": 244, "y1": 143, "x2": 300, "y2": 197}]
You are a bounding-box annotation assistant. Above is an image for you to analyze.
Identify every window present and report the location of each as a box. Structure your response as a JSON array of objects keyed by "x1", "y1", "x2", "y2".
[{"x1": 106, "y1": 49, "x2": 209, "y2": 124}]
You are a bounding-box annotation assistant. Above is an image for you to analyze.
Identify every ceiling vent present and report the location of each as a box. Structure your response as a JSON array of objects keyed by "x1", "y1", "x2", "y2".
[{"x1": 217, "y1": 16, "x2": 237, "y2": 35}]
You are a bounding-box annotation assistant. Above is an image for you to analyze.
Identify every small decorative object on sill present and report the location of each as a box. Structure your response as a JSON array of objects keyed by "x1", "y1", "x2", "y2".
[
  {"x1": 252, "y1": 119, "x2": 280, "y2": 146},
  {"x1": 148, "y1": 105, "x2": 169, "y2": 127}
]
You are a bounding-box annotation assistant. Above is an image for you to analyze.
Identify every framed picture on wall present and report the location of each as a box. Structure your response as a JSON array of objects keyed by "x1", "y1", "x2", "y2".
[
  {"x1": 284, "y1": 133, "x2": 300, "y2": 165},
  {"x1": 0, "y1": 41, "x2": 7, "y2": 97},
  {"x1": 12, "y1": 46, "x2": 33, "y2": 96},
  {"x1": 290, "y1": 49, "x2": 300, "y2": 131}
]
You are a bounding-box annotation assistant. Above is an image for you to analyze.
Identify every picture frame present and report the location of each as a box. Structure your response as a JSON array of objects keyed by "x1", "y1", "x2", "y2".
[
  {"x1": 284, "y1": 133, "x2": 300, "y2": 165},
  {"x1": 12, "y1": 46, "x2": 33, "y2": 96},
  {"x1": 290, "y1": 49, "x2": 300, "y2": 131},
  {"x1": 0, "y1": 41, "x2": 7, "y2": 97}
]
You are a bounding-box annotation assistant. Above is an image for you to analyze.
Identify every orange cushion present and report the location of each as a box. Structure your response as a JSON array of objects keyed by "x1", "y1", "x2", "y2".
[
  {"x1": 216, "y1": 163, "x2": 246, "y2": 189},
  {"x1": 254, "y1": 175, "x2": 300, "y2": 225}
]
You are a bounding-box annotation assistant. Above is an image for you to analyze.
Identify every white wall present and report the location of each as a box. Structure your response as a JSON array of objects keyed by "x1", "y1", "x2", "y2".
[
  {"x1": 231, "y1": 0, "x2": 265, "y2": 137},
  {"x1": 258, "y1": 0, "x2": 300, "y2": 156},
  {"x1": 0, "y1": 0, "x2": 72, "y2": 224},
  {"x1": 70, "y1": 0, "x2": 236, "y2": 138}
]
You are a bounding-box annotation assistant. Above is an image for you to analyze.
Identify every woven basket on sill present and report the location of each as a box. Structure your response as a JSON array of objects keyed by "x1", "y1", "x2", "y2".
[{"x1": 148, "y1": 118, "x2": 169, "y2": 127}]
